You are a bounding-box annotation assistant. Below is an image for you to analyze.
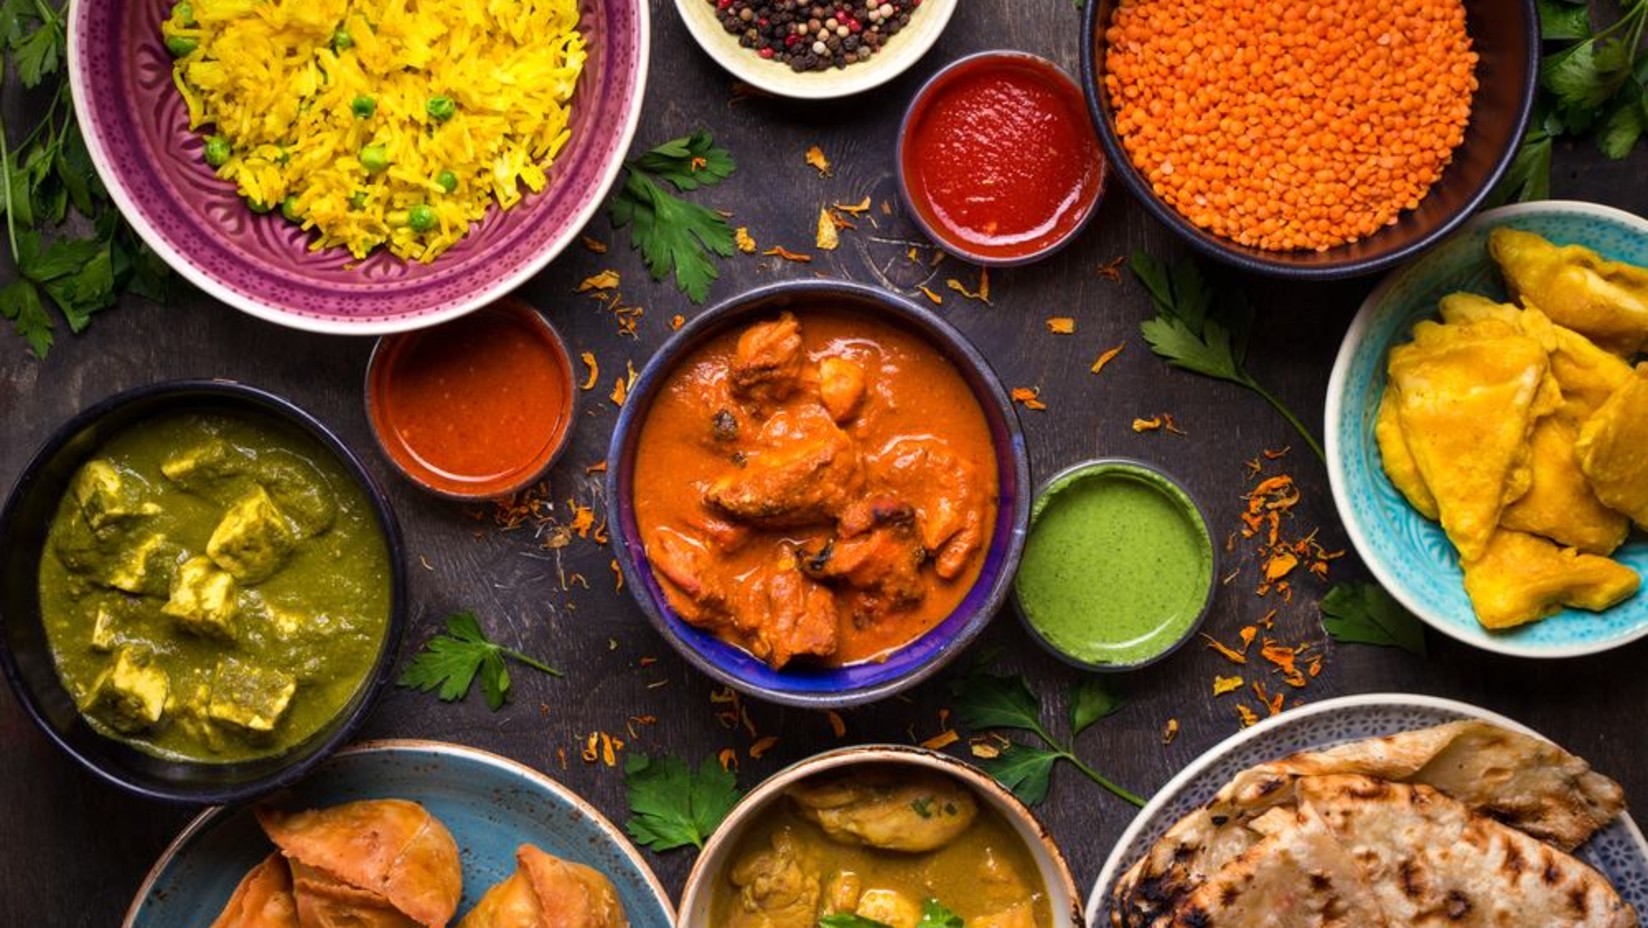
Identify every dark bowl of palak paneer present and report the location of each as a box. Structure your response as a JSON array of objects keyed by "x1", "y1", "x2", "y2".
[{"x1": 0, "y1": 380, "x2": 406, "y2": 803}]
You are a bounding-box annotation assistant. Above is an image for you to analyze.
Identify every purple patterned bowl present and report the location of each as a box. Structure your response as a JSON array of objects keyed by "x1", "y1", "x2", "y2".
[
  {"x1": 605, "y1": 280, "x2": 1031, "y2": 708},
  {"x1": 67, "y1": 0, "x2": 649, "y2": 334}
]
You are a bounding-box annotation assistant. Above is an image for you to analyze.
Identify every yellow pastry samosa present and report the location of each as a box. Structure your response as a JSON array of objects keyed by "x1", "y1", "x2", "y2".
[
  {"x1": 1489, "y1": 227, "x2": 1648, "y2": 356},
  {"x1": 458, "y1": 845, "x2": 628, "y2": 928},
  {"x1": 210, "y1": 853, "x2": 300, "y2": 928},
  {"x1": 1577, "y1": 365, "x2": 1648, "y2": 530},
  {"x1": 1462, "y1": 530, "x2": 1640, "y2": 629}
]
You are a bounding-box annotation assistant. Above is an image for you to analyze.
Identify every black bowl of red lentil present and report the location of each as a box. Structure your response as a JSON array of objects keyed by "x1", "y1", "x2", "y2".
[{"x1": 1080, "y1": 0, "x2": 1536, "y2": 279}]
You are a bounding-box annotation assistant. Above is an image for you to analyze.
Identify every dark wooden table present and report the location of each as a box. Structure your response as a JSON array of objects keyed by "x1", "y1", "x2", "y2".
[{"x1": 4, "y1": 2, "x2": 1647, "y2": 924}]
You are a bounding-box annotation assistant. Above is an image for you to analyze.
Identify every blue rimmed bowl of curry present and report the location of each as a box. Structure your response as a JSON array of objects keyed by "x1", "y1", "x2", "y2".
[
  {"x1": 606, "y1": 280, "x2": 1030, "y2": 708},
  {"x1": 0, "y1": 380, "x2": 406, "y2": 803}
]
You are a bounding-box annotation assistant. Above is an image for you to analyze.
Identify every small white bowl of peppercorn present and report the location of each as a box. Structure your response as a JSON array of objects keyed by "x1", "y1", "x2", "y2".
[{"x1": 674, "y1": 0, "x2": 956, "y2": 99}]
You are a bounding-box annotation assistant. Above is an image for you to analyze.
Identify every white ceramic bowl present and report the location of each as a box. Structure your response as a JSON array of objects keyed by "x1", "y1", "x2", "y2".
[
  {"x1": 673, "y1": 0, "x2": 956, "y2": 99},
  {"x1": 678, "y1": 744, "x2": 1081, "y2": 927}
]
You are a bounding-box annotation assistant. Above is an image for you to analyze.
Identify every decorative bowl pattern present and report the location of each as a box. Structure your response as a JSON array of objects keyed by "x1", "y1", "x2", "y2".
[
  {"x1": 67, "y1": 0, "x2": 649, "y2": 333},
  {"x1": 1087, "y1": 694, "x2": 1648, "y2": 926},
  {"x1": 605, "y1": 280, "x2": 1030, "y2": 707},
  {"x1": 1326, "y1": 201, "x2": 1648, "y2": 657},
  {"x1": 123, "y1": 740, "x2": 675, "y2": 928}
]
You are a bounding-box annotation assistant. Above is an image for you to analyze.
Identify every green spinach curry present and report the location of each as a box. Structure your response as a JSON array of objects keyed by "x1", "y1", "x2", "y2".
[
  {"x1": 38, "y1": 411, "x2": 391, "y2": 763},
  {"x1": 714, "y1": 767, "x2": 1053, "y2": 928}
]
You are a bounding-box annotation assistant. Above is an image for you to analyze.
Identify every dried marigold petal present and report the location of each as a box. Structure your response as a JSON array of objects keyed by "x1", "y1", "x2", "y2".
[
  {"x1": 835, "y1": 197, "x2": 871, "y2": 215},
  {"x1": 1213, "y1": 675, "x2": 1244, "y2": 696},
  {"x1": 1264, "y1": 550, "x2": 1299, "y2": 582},
  {"x1": 1133, "y1": 416, "x2": 1163, "y2": 432},
  {"x1": 1046, "y1": 317, "x2": 1076, "y2": 334},
  {"x1": 1162, "y1": 718, "x2": 1179, "y2": 744},
  {"x1": 611, "y1": 559, "x2": 624, "y2": 592},
  {"x1": 917, "y1": 285, "x2": 943, "y2": 305},
  {"x1": 1010, "y1": 387, "x2": 1047, "y2": 411},
  {"x1": 578, "y1": 270, "x2": 621, "y2": 291},
  {"x1": 764, "y1": 246, "x2": 812, "y2": 263},
  {"x1": 586, "y1": 460, "x2": 607, "y2": 474},
  {"x1": 804, "y1": 145, "x2": 831, "y2": 176},
  {"x1": 826, "y1": 710, "x2": 846, "y2": 738},
  {"x1": 921, "y1": 729, "x2": 960, "y2": 750},
  {"x1": 816, "y1": 208, "x2": 839, "y2": 251},
  {"x1": 1097, "y1": 255, "x2": 1126, "y2": 281},
  {"x1": 946, "y1": 272, "x2": 991, "y2": 304},
  {"x1": 579, "y1": 352, "x2": 599, "y2": 391},
  {"x1": 1091, "y1": 343, "x2": 1125, "y2": 375},
  {"x1": 1203, "y1": 633, "x2": 1247, "y2": 664},
  {"x1": 735, "y1": 226, "x2": 757, "y2": 253},
  {"x1": 580, "y1": 235, "x2": 608, "y2": 254},
  {"x1": 750, "y1": 735, "x2": 779, "y2": 759},
  {"x1": 1236, "y1": 704, "x2": 1260, "y2": 727},
  {"x1": 671, "y1": 314, "x2": 686, "y2": 330},
  {"x1": 718, "y1": 747, "x2": 739, "y2": 772}
]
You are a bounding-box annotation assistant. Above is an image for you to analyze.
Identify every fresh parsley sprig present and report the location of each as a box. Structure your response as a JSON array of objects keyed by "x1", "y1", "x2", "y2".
[
  {"x1": 623, "y1": 753, "x2": 743, "y2": 852},
  {"x1": 610, "y1": 130, "x2": 737, "y2": 304},
  {"x1": 1130, "y1": 252, "x2": 1325, "y2": 463},
  {"x1": 0, "y1": 0, "x2": 170, "y2": 357},
  {"x1": 1320, "y1": 581, "x2": 1427, "y2": 657},
  {"x1": 950, "y1": 666, "x2": 1144, "y2": 808},
  {"x1": 397, "y1": 610, "x2": 562, "y2": 711}
]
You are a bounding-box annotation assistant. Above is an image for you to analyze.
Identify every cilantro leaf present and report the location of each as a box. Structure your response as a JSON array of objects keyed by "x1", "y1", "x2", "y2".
[
  {"x1": 13, "y1": 21, "x2": 63, "y2": 88},
  {"x1": 918, "y1": 900, "x2": 965, "y2": 928},
  {"x1": 1537, "y1": 0, "x2": 1592, "y2": 41},
  {"x1": 397, "y1": 610, "x2": 561, "y2": 711},
  {"x1": 950, "y1": 669, "x2": 1045, "y2": 736},
  {"x1": 1486, "y1": 126, "x2": 1554, "y2": 206},
  {"x1": 0, "y1": 278, "x2": 52, "y2": 356},
  {"x1": 1321, "y1": 581, "x2": 1427, "y2": 657},
  {"x1": 623, "y1": 753, "x2": 743, "y2": 852},
  {"x1": 820, "y1": 916, "x2": 894, "y2": 928},
  {"x1": 1070, "y1": 676, "x2": 1124, "y2": 737},
  {"x1": 977, "y1": 743, "x2": 1061, "y2": 807},
  {"x1": 1598, "y1": 82, "x2": 1647, "y2": 158},
  {"x1": 611, "y1": 169, "x2": 735, "y2": 303},
  {"x1": 633, "y1": 130, "x2": 736, "y2": 191}
]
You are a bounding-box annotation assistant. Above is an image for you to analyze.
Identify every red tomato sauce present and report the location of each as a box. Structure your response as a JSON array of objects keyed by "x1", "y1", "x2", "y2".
[
  {"x1": 367, "y1": 299, "x2": 574, "y2": 498},
  {"x1": 901, "y1": 55, "x2": 1104, "y2": 262}
]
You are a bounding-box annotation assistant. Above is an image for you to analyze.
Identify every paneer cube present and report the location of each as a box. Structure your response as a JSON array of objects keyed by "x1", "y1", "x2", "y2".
[
  {"x1": 104, "y1": 533, "x2": 173, "y2": 595},
  {"x1": 206, "y1": 485, "x2": 295, "y2": 582},
  {"x1": 89, "y1": 605, "x2": 119, "y2": 652},
  {"x1": 81, "y1": 647, "x2": 169, "y2": 734},
  {"x1": 207, "y1": 658, "x2": 295, "y2": 733},
  {"x1": 162, "y1": 555, "x2": 238, "y2": 640},
  {"x1": 71, "y1": 459, "x2": 158, "y2": 530},
  {"x1": 160, "y1": 438, "x2": 247, "y2": 489}
]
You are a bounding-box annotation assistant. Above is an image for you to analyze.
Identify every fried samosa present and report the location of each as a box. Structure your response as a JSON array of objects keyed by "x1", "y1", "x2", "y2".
[
  {"x1": 290, "y1": 861, "x2": 420, "y2": 928},
  {"x1": 257, "y1": 799, "x2": 462, "y2": 928},
  {"x1": 1462, "y1": 530, "x2": 1640, "y2": 629},
  {"x1": 1490, "y1": 227, "x2": 1648, "y2": 356},
  {"x1": 211, "y1": 854, "x2": 300, "y2": 928},
  {"x1": 1577, "y1": 365, "x2": 1648, "y2": 530},
  {"x1": 1374, "y1": 388, "x2": 1439, "y2": 520},
  {"x1": 458, "y1": 845, "x2": 628, "y2": 928},
  {"x1": 1501, "y1": 417, "x2": 1630, "y2": 555}
]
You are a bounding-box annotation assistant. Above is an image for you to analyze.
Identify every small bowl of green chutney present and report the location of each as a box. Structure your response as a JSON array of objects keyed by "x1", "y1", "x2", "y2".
[
  {"x1": 0, "y1": 380, "x2": 406, "y2": 804},
  {"x1": 1012, "y1": 460, "x2": 1216, "y2": 671}
]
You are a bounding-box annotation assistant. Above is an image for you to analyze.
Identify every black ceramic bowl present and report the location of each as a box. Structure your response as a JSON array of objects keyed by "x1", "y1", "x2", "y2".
[
  {"x1": 0, "y1": 380, "x2": 407, "y2": 804},
  {"x1": 606, "y1": 281, "x2": 1031, "y2": 708},
  {"x1": 1080, "y1": 0, "x2": 1537, "y2": 279}
]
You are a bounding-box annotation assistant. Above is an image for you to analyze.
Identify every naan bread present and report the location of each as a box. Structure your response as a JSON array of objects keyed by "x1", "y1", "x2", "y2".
[
  {"x1": 258, "y1": 799, "x2": 462, "y2": 928},
  {"x1": 211, "y1": 854, "x2": 300, "y2": 928},
  {"x1": 458, "y1": 845, "x2": 628, "y2": 928},
  {"x1": 1296, "y1": 775, "x2": 1636, "y2": 928},
  {"x1": 1110, "y1": 722, "x2": 1629, "y2": 927}
]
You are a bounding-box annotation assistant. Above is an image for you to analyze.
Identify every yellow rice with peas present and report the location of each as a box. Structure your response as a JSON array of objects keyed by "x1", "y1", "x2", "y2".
[{"x1": 164, "y1": 0, "x2": 585, "y2": 262}]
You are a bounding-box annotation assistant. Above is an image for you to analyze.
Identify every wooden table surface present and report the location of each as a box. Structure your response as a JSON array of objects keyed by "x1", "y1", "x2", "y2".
[{"x1": 4, "y1": 2, "x2": 1647, "y2": 924}]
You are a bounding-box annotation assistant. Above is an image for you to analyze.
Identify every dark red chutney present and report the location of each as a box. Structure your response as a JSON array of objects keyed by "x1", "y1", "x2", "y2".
[{"x1": 900, "y1": 54, "x2": 1104, "y2": 263}]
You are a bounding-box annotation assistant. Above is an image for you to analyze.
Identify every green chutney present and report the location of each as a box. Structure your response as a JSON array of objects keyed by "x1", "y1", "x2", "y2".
[
  {"x1": 1013, "y1": 462, "x2": 1214, "y2": 667},
  {"x1": 38, "y1": 411, "x2": 392, "y2": 763}
]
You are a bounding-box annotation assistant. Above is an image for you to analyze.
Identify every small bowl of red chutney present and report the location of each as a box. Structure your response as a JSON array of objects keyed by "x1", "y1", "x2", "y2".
[
  {"x1": 365, "y1": 298, "x2": 578, "y2": 501},
  {"x1": 898, "y1": 51, "x2": 1106, "y2": 266}
]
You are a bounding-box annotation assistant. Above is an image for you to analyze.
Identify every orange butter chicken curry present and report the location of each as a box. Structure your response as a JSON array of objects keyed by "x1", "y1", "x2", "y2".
[{"x1": 632, "y1": 310, "x2": 999, "y2": 669}]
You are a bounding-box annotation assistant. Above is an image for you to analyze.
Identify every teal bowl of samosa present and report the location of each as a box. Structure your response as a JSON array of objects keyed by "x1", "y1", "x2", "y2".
[{"x1": 0, "y1": 380, "x2": 406, "y2": 803}]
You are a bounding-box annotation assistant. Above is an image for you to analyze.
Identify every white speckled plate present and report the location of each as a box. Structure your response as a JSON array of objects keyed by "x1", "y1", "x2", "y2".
[{"x1": 1087, "y1": 694, "x2": 1648, "y2": 927}]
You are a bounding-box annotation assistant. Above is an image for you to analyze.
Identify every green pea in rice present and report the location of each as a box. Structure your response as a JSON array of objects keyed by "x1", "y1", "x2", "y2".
[{"x1": 165, "y1": 0, "x2": 586, "y2": 263}]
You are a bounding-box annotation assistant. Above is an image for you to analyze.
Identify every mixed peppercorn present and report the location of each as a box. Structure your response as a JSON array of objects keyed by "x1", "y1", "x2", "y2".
[{"x1": 709, "y1": 0, "x2": 921, "y2": 72}]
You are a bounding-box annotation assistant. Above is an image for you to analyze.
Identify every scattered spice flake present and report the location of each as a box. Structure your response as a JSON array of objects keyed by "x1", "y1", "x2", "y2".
[
  {"x1": 670, "y1": 314, "x2": 685, "y2": 330},
  {"x1": 1252, "y1": 681, "x2": 1285, "y2": 717},
  {"x1": 1162, "y1": 718, "x2": 1179, "y2": 744},
  {"x1": 1097, "y1": 255, "x2": 1126, "y2": 281},
  {"x1": 1162, "y1": 414, "x2": 1186, "y2": 435},
  {"x1": 611, "y1": 559, "x2": 624, "y2": 592},
  {"x1": 1264, "y1": 446, "x2": 1292, "y2": 460},
  {"x1": 1221, "y1": 568, "x2": 1240, "y2": 586},
  {"x1": 566, "y1": 504, "x2": 594, "y2": 538},
  {"x1": 816, "y1": 208, "x2": 840, "y2": 251},
  {"x1": 826, "y1": 710, "x2": 847, "y2": 739},
  {"x1": 735, "y1": 226, "x2": 757, "y2": 254},
  {"x1": 1259, "y1": 609, "x2": 1278, "y2": 630},
  {"x1": 764, "y1": 245, "x2": 813, "y2": 263},
  {"x1": 567, "y1": 572, "x2": 589, "y2": 590},
  {"x1": 917, "y1": 285, "x2": 943, "y2": 305},
  {"x1": 804, "y1": 145, "x2": 831, "y2": 176},
  {"x1": 637, "y1": 656, "x2": 658, "y2": 668},
  {"x1": 1239, "y1": 625, "x2": 1258, "y2": 650},
  {"x1": 945, "y1": 269, "x2": 992, "y2": 304},
  {"x1": 586, "y1": 459, "x2": 607, "y2": 474},
  {"x1": 1132, "y1": 416, "x2": 1163, "y2": 432},
  {"x1": 921, "y1": 729, "x2": 960, "y2": 751},
  {"x1": 1091, "y1": 343, "x2": 1125, "y2": 375},
  {"x1": 418, "y1": 555, "x2": 434, "y2": 572},
  {"x1": 1213, "y1": 675, "x2": 1244, "y2": 696},
  {"x1": 717, "y1": 747, "x2": 739, "y2": 772},
  {"x1": 1203, "y1": 633, "x2": 1248, "y2": 664},
  {"x1": 880, "y1": 199, "x2": 893, "y2": 215},
  {"x1": 1010, "y1": 387, "x2": 1047, "y2": 411},
  {"x1": 1236, "y1": 704, "x2": 1260, "y2": 727},
  {"x1": 581, "y1": 731, "x2": 625, "y2": 767},
  {"x1": 556, "y1": 746, "x2": 568, "y2": 769},
  {"x1": 1045, "y1": 316, "x2": 1076, "y2": 334},
  {"x1": 834, "y1": 196, "x2": 871, "y2": 215},
  {"x1": 1264, "y1": 550, "x2": 1300, "y2": 582},
  {"x1": 580, "y1": 235, "x2": 608, "y2": 254},
  {"x1": 907, "y1": 246, "x2": 921, "y2": 263},
  {"x1": 577, "y1": 269, "x2": 621, "y2": 292},
  {"x1": 969, "y1": 733, "x2": 1010, "y2": 759},
  {"x1": 579, "y1": 352, "x2": 599, "y2": 391},
  {"x1": 1260, "y1": 640, "x2": 1311, "y2": 688},
  {"x1": 749, "y1": 735, "x2": 779, "y2": 759},
  {"x1": 609, "y1": 360, "x2": 637, "y2": 408}
]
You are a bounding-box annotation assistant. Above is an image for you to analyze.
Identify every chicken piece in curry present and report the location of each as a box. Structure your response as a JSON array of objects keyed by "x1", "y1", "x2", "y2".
[
  {"x1": 712, "y1": 768, "x2": 1053, "y2": 928},
  {"x1": 633, "y1": 311, "x2": 998, "y2": 668}
]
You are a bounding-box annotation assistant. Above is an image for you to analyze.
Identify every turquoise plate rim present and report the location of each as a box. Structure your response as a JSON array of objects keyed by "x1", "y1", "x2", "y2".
[
  {"x1": 1325, "y1": 199, "x2": 1648, "y2": 658},
  {"x1": 121, "y1": 738, "x2": 675, "y2": 927}
]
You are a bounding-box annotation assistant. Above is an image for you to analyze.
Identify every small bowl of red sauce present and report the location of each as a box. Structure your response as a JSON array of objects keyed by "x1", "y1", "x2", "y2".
[
  {"x1": 898, "y1": 51, "x2": 1106, "y2": 266},
  {"x1": 365, "y1": 298, "x2": 577, "y2": 500}
]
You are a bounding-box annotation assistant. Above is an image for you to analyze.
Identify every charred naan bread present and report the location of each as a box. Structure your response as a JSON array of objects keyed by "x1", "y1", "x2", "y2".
[
  {"x1": 1462, "y1": 530, "x2": 1641, "y2": 629},
  {"x1": 1297, "y1": 775, "x2": 1636, "y2": 928},
  {"x1": 1110, "y1": 722, "x2": 1629, "y2": 928},
  {"x1": 458, "y1": 845, "x2": 628, "y2": 928},
  {"x1": 1577, "y1": 365, "x2": 1648, "y2": 531},
  {"x1": 1490, "y1": 227, "x2": 1648, "y2": 357},
  {"x1": 257, "y1": 799, "x2": 462, "y2": 928},
  {"x1": 211, "y1": 854, "x2": 300, "y2": 928}
]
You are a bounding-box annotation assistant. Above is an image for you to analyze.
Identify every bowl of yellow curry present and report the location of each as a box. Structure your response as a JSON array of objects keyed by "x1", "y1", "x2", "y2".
[
  {"x1": 606, "y1": 280, "x2": 1031, "y2": 707},
  {"x1": 1327, "y1": 201, "x2": 1648, "y2": 657},
  {"x1": 0, "y1": 380, "x2": 406, "y2": 802},
  {"x1": 678, "y1": 744, "x2": 1081, "y2": 928}
]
